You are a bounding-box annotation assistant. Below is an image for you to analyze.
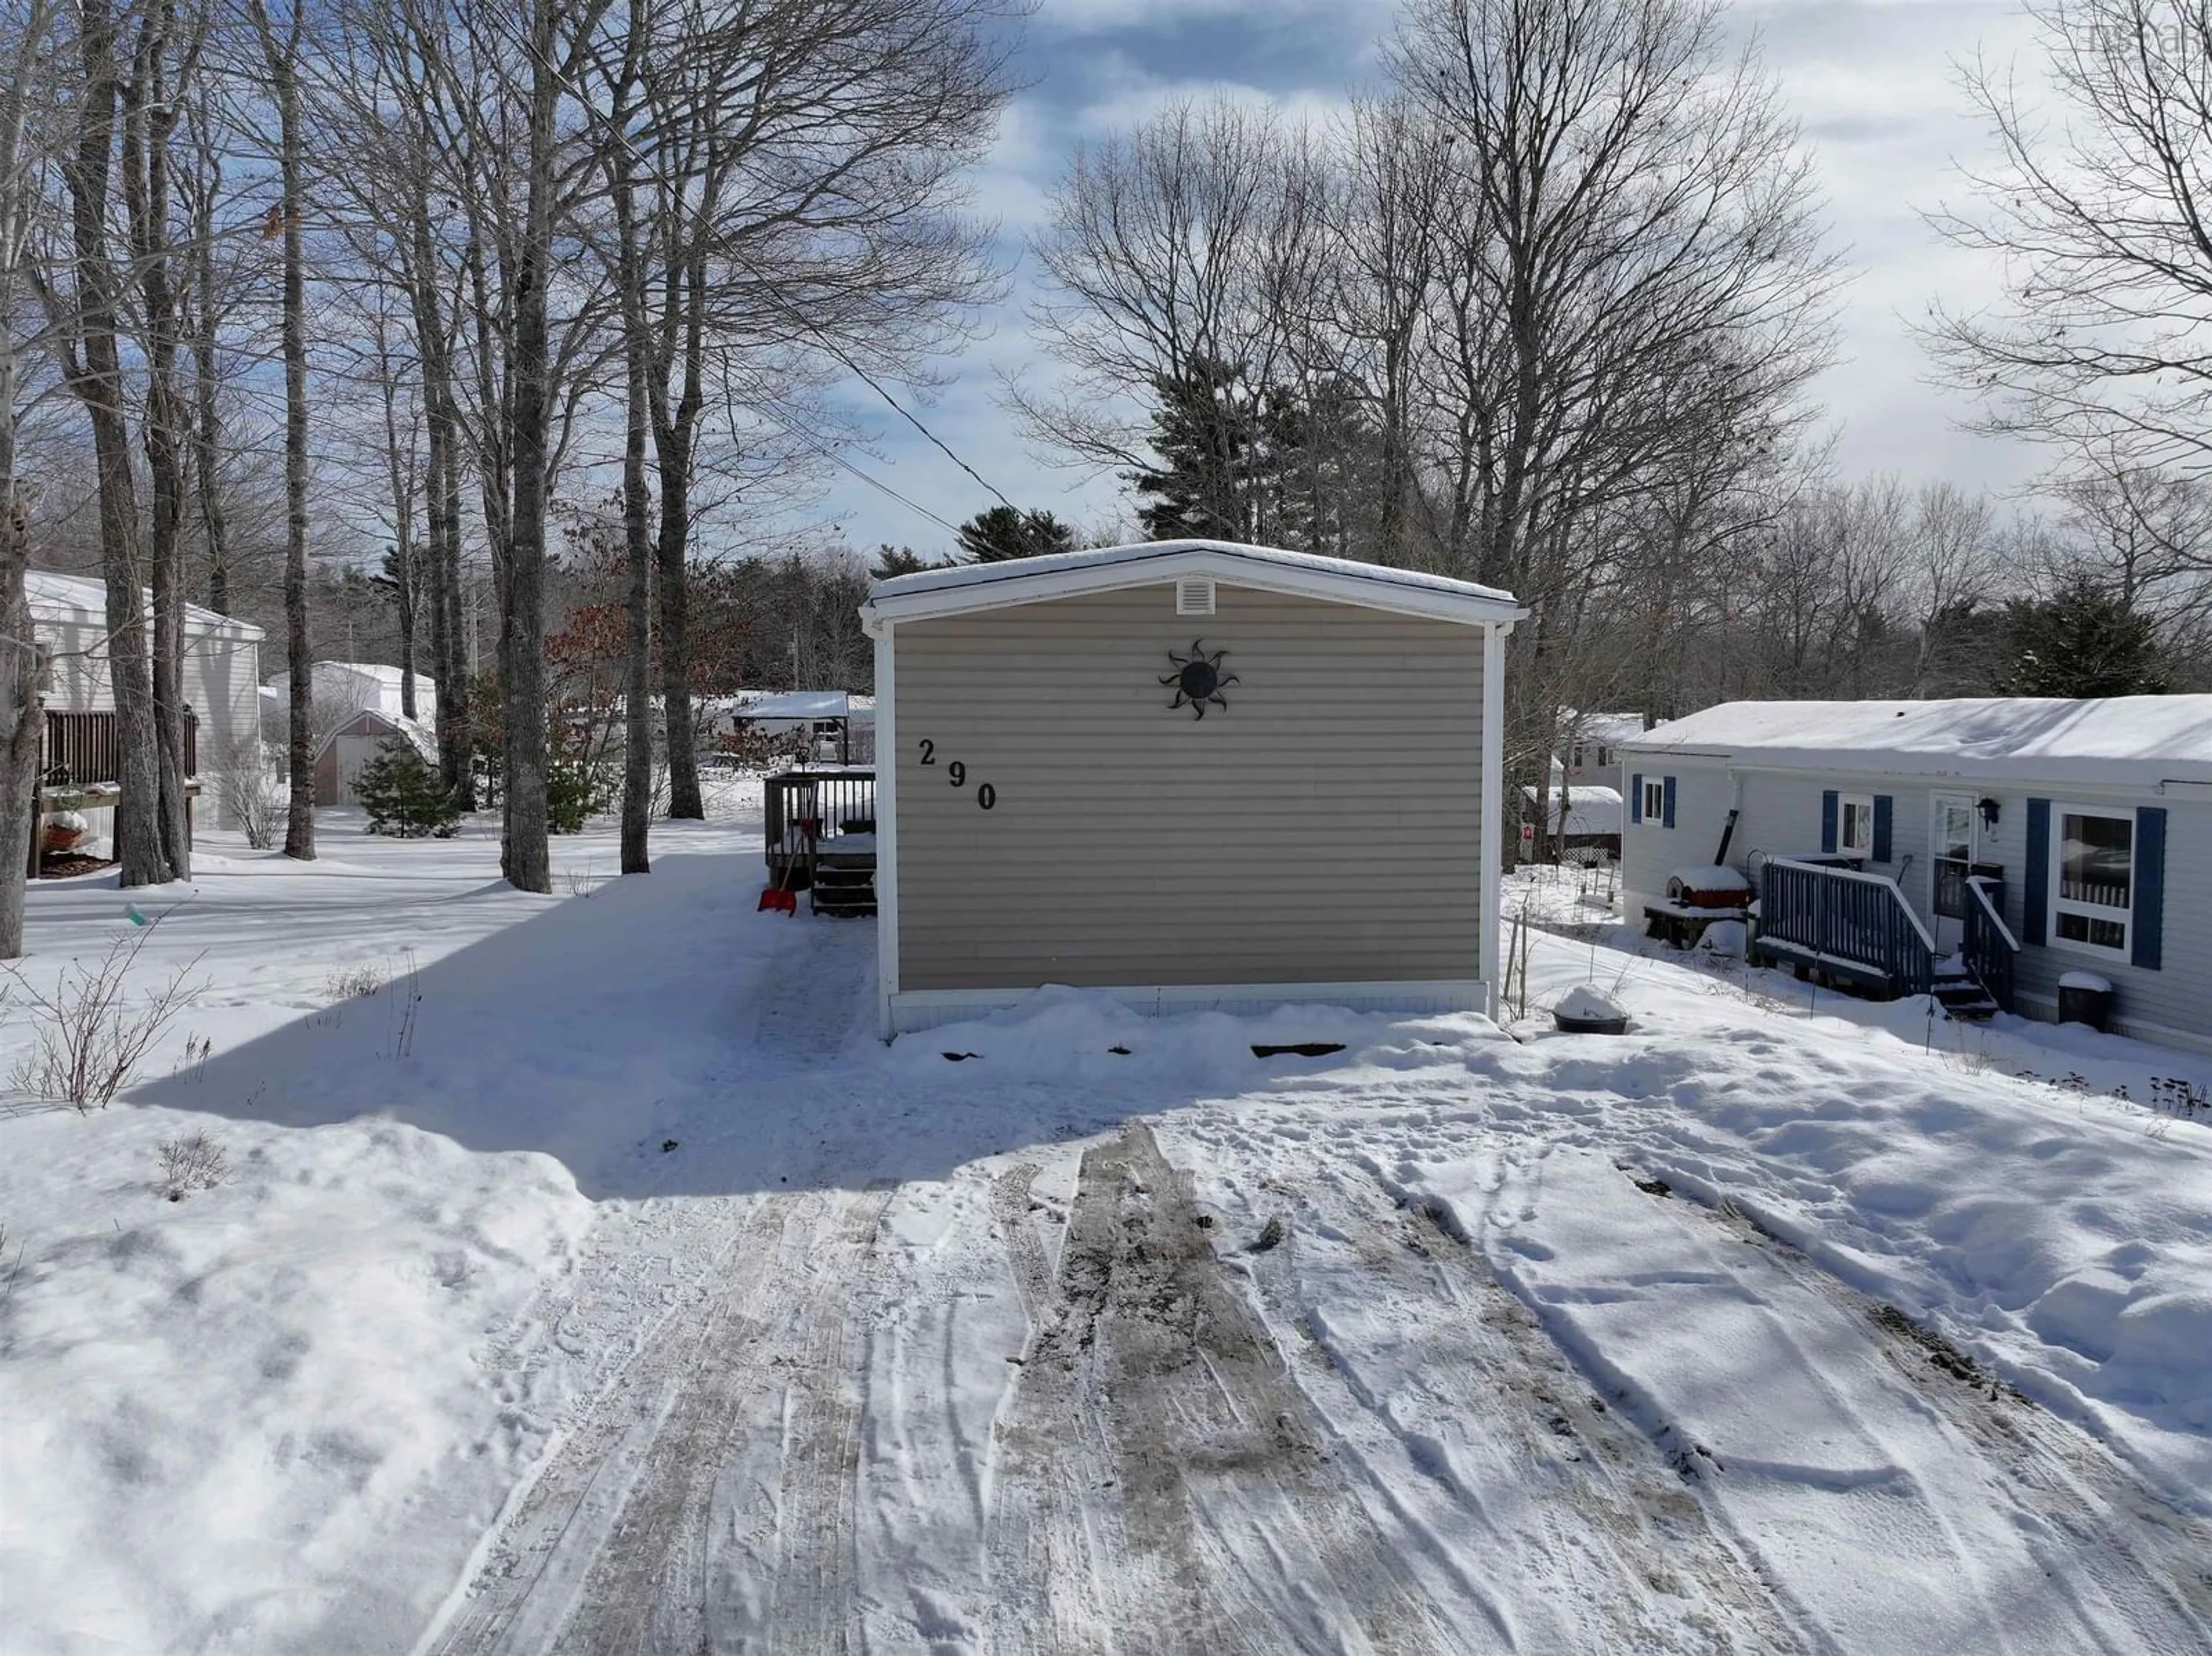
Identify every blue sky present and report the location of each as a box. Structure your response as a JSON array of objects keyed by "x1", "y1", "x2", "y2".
[{"x1": 815, "y1": 0, "x2": 2048, "y2": 558}]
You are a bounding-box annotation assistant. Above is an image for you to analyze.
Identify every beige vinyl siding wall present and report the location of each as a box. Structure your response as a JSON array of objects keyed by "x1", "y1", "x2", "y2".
[{"x1": 893, "y1": 583, "x2": 1484, "y2": 992}]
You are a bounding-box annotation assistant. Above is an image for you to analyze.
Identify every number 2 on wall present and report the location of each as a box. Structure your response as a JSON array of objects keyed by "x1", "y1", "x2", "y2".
[{"x1": 918, "y1": 738, "x2": 934, "y2": 766}]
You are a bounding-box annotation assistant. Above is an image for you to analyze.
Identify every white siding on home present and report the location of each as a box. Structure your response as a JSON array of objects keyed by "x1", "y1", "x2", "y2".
[
  {"x1": 893, "y1": 583, "x2": 1484, "y2": 992},
  {"x1": 1619, "y1": 751, "x2": 2212, "y2": 1052},
  {"x1": 1620, "y1": 757, "x2": 1733, "y2": 907},
  {"x1": 41, "y1": 619, "x2": 262, "y2": 766}
]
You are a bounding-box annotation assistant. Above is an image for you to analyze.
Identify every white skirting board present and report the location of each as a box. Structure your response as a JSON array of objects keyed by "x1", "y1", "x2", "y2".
[{"x1": 885, "y1": 979, "x2": 1488, "y2": 1037}]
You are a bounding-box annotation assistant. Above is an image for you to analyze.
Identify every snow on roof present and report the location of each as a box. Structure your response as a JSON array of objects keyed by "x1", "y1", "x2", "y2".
[
  {"x1": 26, "y1": 569, "x2": 262, "y2": 639},
  {"x1": 734, "y1": 690, "x2": 862, "y2": 721},
  {"x1": 1565, "y1": 711, "x2": 1652, "y2": 744},
  {"x1": 315, "y1": 708, "x2": 437, "y2": 766},
  {"x1": 864, "y1": 539, "x2": 1521, "y2": 627},
  {"x1": 1618, "y1": 697, "x2": 2212, "y2": 787},
  {"x1": 1522, "y1": 783, "x2": 1623, "y2": 835},
  {"x1": 316, "y1": 661, "x2": 412, "y2": 684}
]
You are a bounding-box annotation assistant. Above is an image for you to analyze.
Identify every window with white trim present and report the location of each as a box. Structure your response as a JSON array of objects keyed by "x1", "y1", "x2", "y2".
[
  {"x1": 2052, "y1": 806, "x2": 2133, "y2": 957},
  {"x1": 1642, "y1": 778, "x2": 1666, "y2": 823},
  {"x1": 1838, "y1": 793, "x2": 1875, "y2": 857}
]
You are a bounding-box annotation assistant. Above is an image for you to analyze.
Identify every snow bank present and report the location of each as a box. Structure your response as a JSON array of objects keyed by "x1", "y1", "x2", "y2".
[
  {"x1": 0, "y1": 1107, "x2": 590, "y2": 1652},
  {"x1": 1503, "y1": 934, "x2": 2212, "y2": 1510},
  {"x1": 893, "y1": 984, "x2": 1503, "y2": 1087}
]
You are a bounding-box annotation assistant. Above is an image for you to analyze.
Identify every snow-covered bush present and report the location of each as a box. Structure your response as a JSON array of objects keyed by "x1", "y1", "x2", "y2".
[
  {"x1": 156, "y1": 1132, "x2": 230, "y2": 1200},
  {"x1": 355, "y1": 738, "x2": 459, "y2": 839},
  {"x1": 209, "y1": 738, "x2": 285, "y2": 849},
  {"x1": 4, "y1": 931, "x2": 204, "y2": 1112}
]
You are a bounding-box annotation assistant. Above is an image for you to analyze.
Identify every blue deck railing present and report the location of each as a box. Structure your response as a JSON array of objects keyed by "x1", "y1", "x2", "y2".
[
  {"x1": 1757, "y1": 857, "x2": 1939, "y2": 997},
  {"x1": 1963, "y1": 876, "x2": 2018, "y2": 1013}
]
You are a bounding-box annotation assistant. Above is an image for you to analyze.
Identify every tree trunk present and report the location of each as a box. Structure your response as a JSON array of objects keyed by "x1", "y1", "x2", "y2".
[
  {"x1": 60, "y1": 0, "x2": 165, "y2": 887},
  {"x1": 253, "y1": 0, "x2": 313, "y2": 861},
  {"x1": 124, "y1": 1, "x2": 192, "y2": 881},
  {"x1": 0, "y1": 358, "x2": 41, "y2": 957},
  {"x1": 652, "y1": 245, "x2": 705, "y2": 820},
  {"x1": 619, "y1": 356, "x2": 653, "y2": 874},
  {"x1": 186, "y1": 131, "x2": 230, "y2": 616},
  {"x1": 404, "y1": 186, "x2": 471, "y2": 805},
  {"x1": 499, "y1": 0, "x2": 557, "y2": 894},
  {"x1": 611, "y1": 38, "x2": 652, "y2": 876}
]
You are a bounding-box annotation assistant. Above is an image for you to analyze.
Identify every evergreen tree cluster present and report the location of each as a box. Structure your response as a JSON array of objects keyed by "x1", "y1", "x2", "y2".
[
  {"x1": 355, "y1": 738, "x2": 460, "y2": 839},
  {"x1": 1127, "y1": 356, "x2": 1389, "y2": 558}
]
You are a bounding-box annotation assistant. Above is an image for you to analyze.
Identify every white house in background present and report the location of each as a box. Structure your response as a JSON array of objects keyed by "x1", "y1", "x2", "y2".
[
  {"x1": 30, "y1": 570, "x2": 264, "y2": 759},
  {"x1": 860, "y1": 539, "x2": 1525, "y2": 1038},
  {"x1": 1618, "y1": 697, "x2": 2212, "y2": 1053},
  {"x1": 310, "y1": 661, "x2": 434, "y2": 722},
  {"x1": 722, "y1": 688, "x2": 874, "y2": 761},
  {"x1": 1562, "y1": 710, "x2": 1652, "y2": 794},
  {"x1": 1522, "y1": 783, "x2": 1624, "y2": 858}
]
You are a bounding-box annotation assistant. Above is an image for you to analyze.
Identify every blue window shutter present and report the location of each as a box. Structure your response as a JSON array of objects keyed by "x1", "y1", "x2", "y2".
[
  {"x1": 1820, "y1": 790, "x2": 1839, "y2": 855},
  {"x1": 1662, "y1": 775, "x2": 1677, "y2": 829},
  {"x1": 1630, "y1": 773, "x2": 1643, "y2": 825},
  {"x1": 2024, "y1": 798, "x2": 2051, "y2": 946},
  {"x1": 2134, "y1": 806, "x2": 2166, "y2": 971},
  {"x1": 1873, "y1": 795, "x2": 1893, "y2": 863}
]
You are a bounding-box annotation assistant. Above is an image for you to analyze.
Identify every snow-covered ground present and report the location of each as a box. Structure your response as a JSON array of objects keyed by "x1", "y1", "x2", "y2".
[{"x1": 4, "y1": 810, "x2": 2210, "y2": 1654}]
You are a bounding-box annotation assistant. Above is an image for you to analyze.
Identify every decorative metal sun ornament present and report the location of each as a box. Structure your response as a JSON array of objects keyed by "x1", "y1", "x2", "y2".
[{"x1": 1160, "y1": 639, "x2": 1238, "y2": 718}]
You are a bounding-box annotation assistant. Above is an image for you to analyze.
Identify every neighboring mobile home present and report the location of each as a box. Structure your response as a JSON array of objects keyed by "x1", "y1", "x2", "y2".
[
  {"x1": 28, "y1": 570, "x2": 265, "y2": 850},
  {"x1": 1618, "y1": 698, "x2": 2212, "y2": 1052},
  {"x1": 859, "y1": 540, "x2": 1525, "y2": 1039}
]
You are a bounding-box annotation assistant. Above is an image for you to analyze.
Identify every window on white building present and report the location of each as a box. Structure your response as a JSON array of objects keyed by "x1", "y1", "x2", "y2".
[
  {"x1": 1642, "y1": 778, "x2": 1666, "y2": 823},
  {"x1": 1838, "y1": 793, "x2": 1874, "y2": 857},
  {"x1": 2053, "y1": 807, "x2": 2132, "y2": 957}
]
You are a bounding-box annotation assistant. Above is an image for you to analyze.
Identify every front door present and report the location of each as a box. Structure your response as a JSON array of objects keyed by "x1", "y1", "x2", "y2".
[{"x1": 1931, "y1": 793, "x2": 1976, "y2": 952}]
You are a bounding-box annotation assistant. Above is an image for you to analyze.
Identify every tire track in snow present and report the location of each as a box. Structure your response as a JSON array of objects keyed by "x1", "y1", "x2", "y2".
[
  {"x1": 1460, "y1": 1146, "x2": 2207, "y2": 1655},
  {"x1": 422, "y1": 1196, "x2": 786, "y2": 1656},
  {"x1": 1238, "y1": 1157, "x2": 1814, "y2": 1655},
  {"x1": 422, "y1": 1188, "x2": 888, "y2": 1655},
  {"x1": 1662, "y1": 1183, "x2": 2212, "y2": 1652},
  {"x1": 985, "y1": 1127, "x2": 1448, "y2": 1655}
]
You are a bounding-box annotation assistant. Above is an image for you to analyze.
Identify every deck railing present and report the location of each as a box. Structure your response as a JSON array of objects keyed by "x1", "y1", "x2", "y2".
[
  {"x1": 41, "y1": 708, "x2": 198, "y2": 789},
  {"x1": 1963, "y1": 876, "x2": 2018, "y2": 1014},
  {"x1": 764, "y1": 766, "x2": 874, "y2": 881},
  {"x1": 1759, "y1": 856, "x2": 1938, "y2": 997}
]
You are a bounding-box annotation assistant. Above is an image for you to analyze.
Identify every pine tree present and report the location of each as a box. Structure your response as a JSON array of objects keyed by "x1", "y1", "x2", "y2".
[
  {"x1": 955, "y1": 506, "x2": 1076, "y2": 563},
  {"x1": 1128, "y1": 355, "x2": 1260, "y2": 543},
  {"x1": 355, "y1": 736, "x2": 460, "y2": 838},
  {"x1": 870, "y1": 544, "x2": 938, "y2": 579},
  {"x1": 1997, "y1": 579, "x2": 2171, "y2": 696}
]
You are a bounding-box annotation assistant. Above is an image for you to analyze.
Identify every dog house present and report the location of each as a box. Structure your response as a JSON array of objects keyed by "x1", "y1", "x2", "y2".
[{"x1": 859, "y1": 540, "x2": 1525, "y2": 1037}]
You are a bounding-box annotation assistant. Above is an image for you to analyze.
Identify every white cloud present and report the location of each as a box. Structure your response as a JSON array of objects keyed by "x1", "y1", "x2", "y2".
[{"x1": 818, "y1": 0, "x2": 2079, "y2": 554}]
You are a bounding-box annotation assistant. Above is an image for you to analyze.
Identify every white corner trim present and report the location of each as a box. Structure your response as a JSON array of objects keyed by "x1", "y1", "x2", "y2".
[
  {"x1": 1480, "y1": 620, "x2": 1506, "y2": 1022},
  {"x1": 887, "y1": 979, "x2": 1489, "y2": 1036},
  {"x1": 861, "y1": 544, "x2": 1525, "y2": 634},
  {"x1": 873, "y1": 622, "x2": 900, "y2": 1041}
]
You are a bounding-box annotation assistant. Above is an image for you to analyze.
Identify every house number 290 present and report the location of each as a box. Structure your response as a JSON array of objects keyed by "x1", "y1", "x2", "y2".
[{"x1": 917, "y1": 738, "x2": 996, "y2": 809}]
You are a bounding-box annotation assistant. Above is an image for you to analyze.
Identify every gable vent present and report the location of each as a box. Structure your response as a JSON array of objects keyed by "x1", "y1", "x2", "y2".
[{"x1": 1175, "y1": 577, "x2": 1215, "y2": 616}]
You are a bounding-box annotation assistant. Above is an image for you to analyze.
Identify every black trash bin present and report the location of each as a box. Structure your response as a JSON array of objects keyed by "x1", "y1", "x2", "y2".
[{"x1": 2057, "y1": 973, "x2": 2115, "y2": 1032}]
